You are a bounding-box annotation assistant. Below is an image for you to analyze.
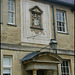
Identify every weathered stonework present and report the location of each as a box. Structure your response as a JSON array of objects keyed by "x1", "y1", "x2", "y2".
[
  {"x1": 1, "y1": 0, "x2": 74, "y2": 75},
  {"x1": 21, "y1": 0, "x2": 52, "y2": 45},
  {"x1": 1, "y1": 0, "x2": 21, "y2": 44}
]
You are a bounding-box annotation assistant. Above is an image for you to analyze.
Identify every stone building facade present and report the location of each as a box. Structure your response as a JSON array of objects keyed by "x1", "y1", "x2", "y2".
[{"x1": 1, "y1": 0, "x2": 74, "y2": 75}]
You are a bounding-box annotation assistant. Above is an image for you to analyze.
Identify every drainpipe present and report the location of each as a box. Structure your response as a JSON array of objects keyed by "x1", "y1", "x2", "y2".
[
  {"x1": 52, "y1": 5, "x2": 56, "y2": 40},
  {"x1": 52, "y1": 5, "x2": 58, "y2": 55},
  {"x1": 52, "y1": 5, "x2": 59, "y2": 75}
]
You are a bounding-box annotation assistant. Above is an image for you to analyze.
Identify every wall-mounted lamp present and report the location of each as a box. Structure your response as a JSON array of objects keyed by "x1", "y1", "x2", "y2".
[{"x1": 49, "y1": 39, "x2": 57, "y2": 55}]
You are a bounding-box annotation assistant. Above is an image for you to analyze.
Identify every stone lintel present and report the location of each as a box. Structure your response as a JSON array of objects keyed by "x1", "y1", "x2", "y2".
[{"x1": 26, "y1": 63, "x2": 57, "y2": 70}]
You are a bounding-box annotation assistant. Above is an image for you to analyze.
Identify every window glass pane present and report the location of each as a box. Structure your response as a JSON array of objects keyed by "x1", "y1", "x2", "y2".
[
  {"x1": 8, "y1": 0, "x2": 14, "y2": 24},
  {"x1": 57, "y1": 27, "x2": 60, "y2": 31},
  {"x1": 3, "y1": 56, "x2": 12, "y2": 75},
  {"x1": 11, "y1": 1, "x2": 14, "y2": 11},
  {"x1": 57, "y1": 22, "x2": 65, "y2": 32},
  {"x1": 62, "y1": 22, "x2": 64, "y2": 27},
  {"x1": 59, "y1": 12, "x2": 61, "y2": 21},
  {"x1": 57, "y1": 21, "x2": 59, "y2": 26},
  {"x1": 61, "y1": 12, "x2": 64, "y2": 21},
  {"x1": 11, "y1": 5, "x2": 14, "y2": 11},
  {"x1": 59, "y1": 27, "x2": 62, "y2": 31},
  {"x1": 8, "y1": 12, "x2": 14, "y2": 23},
  {"x1": 63, "y1": 67, "x2": 66, "y2": 73},
  {"x1": 61, "y1": 60, "x2": 70, "y2": 75},
  {"x1": 61, "y1": 67, "x2": 64, "y2": 72},
  {"x1": 63, "y1": 28, "x2": 65, "y2": 32},
  {"x1": 61, "y1": 13, "x2": 64, "y2": 21},
  {"x1": 66, "y1": 67, "x2": 69, "y2": 73},
  {"x1": 8, "y1": 1, "x2": 10, "y2": 5},
  {"x1": 11, "y1": 1, "x2": 14, "y2": 6},
  {"x1": 59, "y1": 22, "x2": 61, "y2": 27},
  {"x1": 3, "y1": 56, "x2": 11, "y2": 66},
  {"x1": 57, "y1": 10, "x2": 66, "y2": 32},
  {"x1": 66, "y1": 61, "x2": 68, "y2": 66},
  {"x1": 63, "y1": 61, "x2": 65, "y2": 66},
  {"x1": 57, "y1": 16, "x2": 59, "y2": 21},
  {"x1": 62, "y1": 22, "x2": 65, "y2": 32},
  {"x1": 3, "y1": 68, "x2": 11, "y2": 74},
  {"x1": 8, "y1": 5, "x2": 10, "y2": 11},
  {"x1": 8, "y1": 13, "x2": 11, "y2": 23},
  {"x1": 56, "y1": 11, "x2": 59, "y2": 20},
  {"x1": 57, "y1": 11, "x2": 65, "y2": 21},
  {"x1": 11, "y1": 13, "x2": 14, "y2": 23},
  {"x1": 8, "y1": 0, "x2": 11, "y2": 10}
]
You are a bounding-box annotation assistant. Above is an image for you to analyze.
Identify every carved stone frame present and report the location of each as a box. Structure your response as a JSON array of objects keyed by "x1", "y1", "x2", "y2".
[{"x1": 29, "y1": 6, "x2": 43, "y2": 33}]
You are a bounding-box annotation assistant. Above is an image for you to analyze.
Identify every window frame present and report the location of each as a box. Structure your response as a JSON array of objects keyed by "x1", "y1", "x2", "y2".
[
  {"x1": 56, "y1": 10, "x2": 67, "y2": 33},
  {"x1": 8, "y1": 0, "x2": 15, "y2": 25},
  {"x1": 61, "y1": 60, "x2": 71, "y2": 75},
  {"x1": 3, "y1": 56, "x2": 12, "y2": 75}
]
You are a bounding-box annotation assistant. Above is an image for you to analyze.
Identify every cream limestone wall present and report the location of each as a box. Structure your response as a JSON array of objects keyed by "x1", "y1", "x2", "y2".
[
  {"x1": 1, "y1": 0, "x2": 74, "y2": 50},
  {"x1": 54, "y1": 4, "x2": 74, "y2": 50},
  {"x1": 21, "y1": 0, "x2": 52, "y2": 45},
  {"x1": 1, "y1": 0, "x2": 21, "y2": 45},
  {"x1": 59, "y1": 55, "x2": 74, "y2": 75},
  {"x1": 1, "y1": 50, "x2": 31, "y2": 75},
  {"x1": 1, "y1": 50, "x2": 74, "y2": 75},
  {"x1": 1, "y1": 0, "x2": 74, "y2": 75}
]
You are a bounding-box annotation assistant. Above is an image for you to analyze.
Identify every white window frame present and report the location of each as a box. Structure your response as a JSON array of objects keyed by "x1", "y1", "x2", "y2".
[
  {"x1": 8, "y1": 0, "x2": 15, "y2": 24},
  {"x1": 56, "y1": 10, "x2": 67, "y2": 33},
  {"x1": 61, "y1": 60, "x2": 71, "y2": 75},
  {"x1": 3, "y1": 56, "x2": 12, "y2": 75}
]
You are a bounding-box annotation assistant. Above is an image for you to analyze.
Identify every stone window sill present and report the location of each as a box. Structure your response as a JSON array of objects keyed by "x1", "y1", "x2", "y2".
[
  {"x1": 57, "y1": 31, "x2": 69, "y2": 35},
  {"x1": 30, "y1": 27, "x2": 43, "y2": 30},
  {"x1": 7, "y1": 23, "x2": 17, "y2": 27}
]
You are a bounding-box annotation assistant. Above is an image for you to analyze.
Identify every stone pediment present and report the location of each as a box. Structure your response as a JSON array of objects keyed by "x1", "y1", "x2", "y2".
[
  {"x1": 33, "y1": 8, "x2": 41, "y2": 13},
  {"x1": 22, "y1": 52, "x2": 62, "y2": 70},
  {"x1": 29, "y1": 6, "x2": 43, "y2": 14},
  {"x1": 22, "y1": 51, "x2": 62, "y2": 64},
  {"x1": 34, "y1": 55, "x2": 59, "y2": 63}
]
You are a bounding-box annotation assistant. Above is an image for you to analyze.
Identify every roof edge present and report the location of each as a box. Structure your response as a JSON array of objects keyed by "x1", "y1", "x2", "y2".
[{"x1": 42, "y1": 0, "x2": 74, "y2": 8}]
